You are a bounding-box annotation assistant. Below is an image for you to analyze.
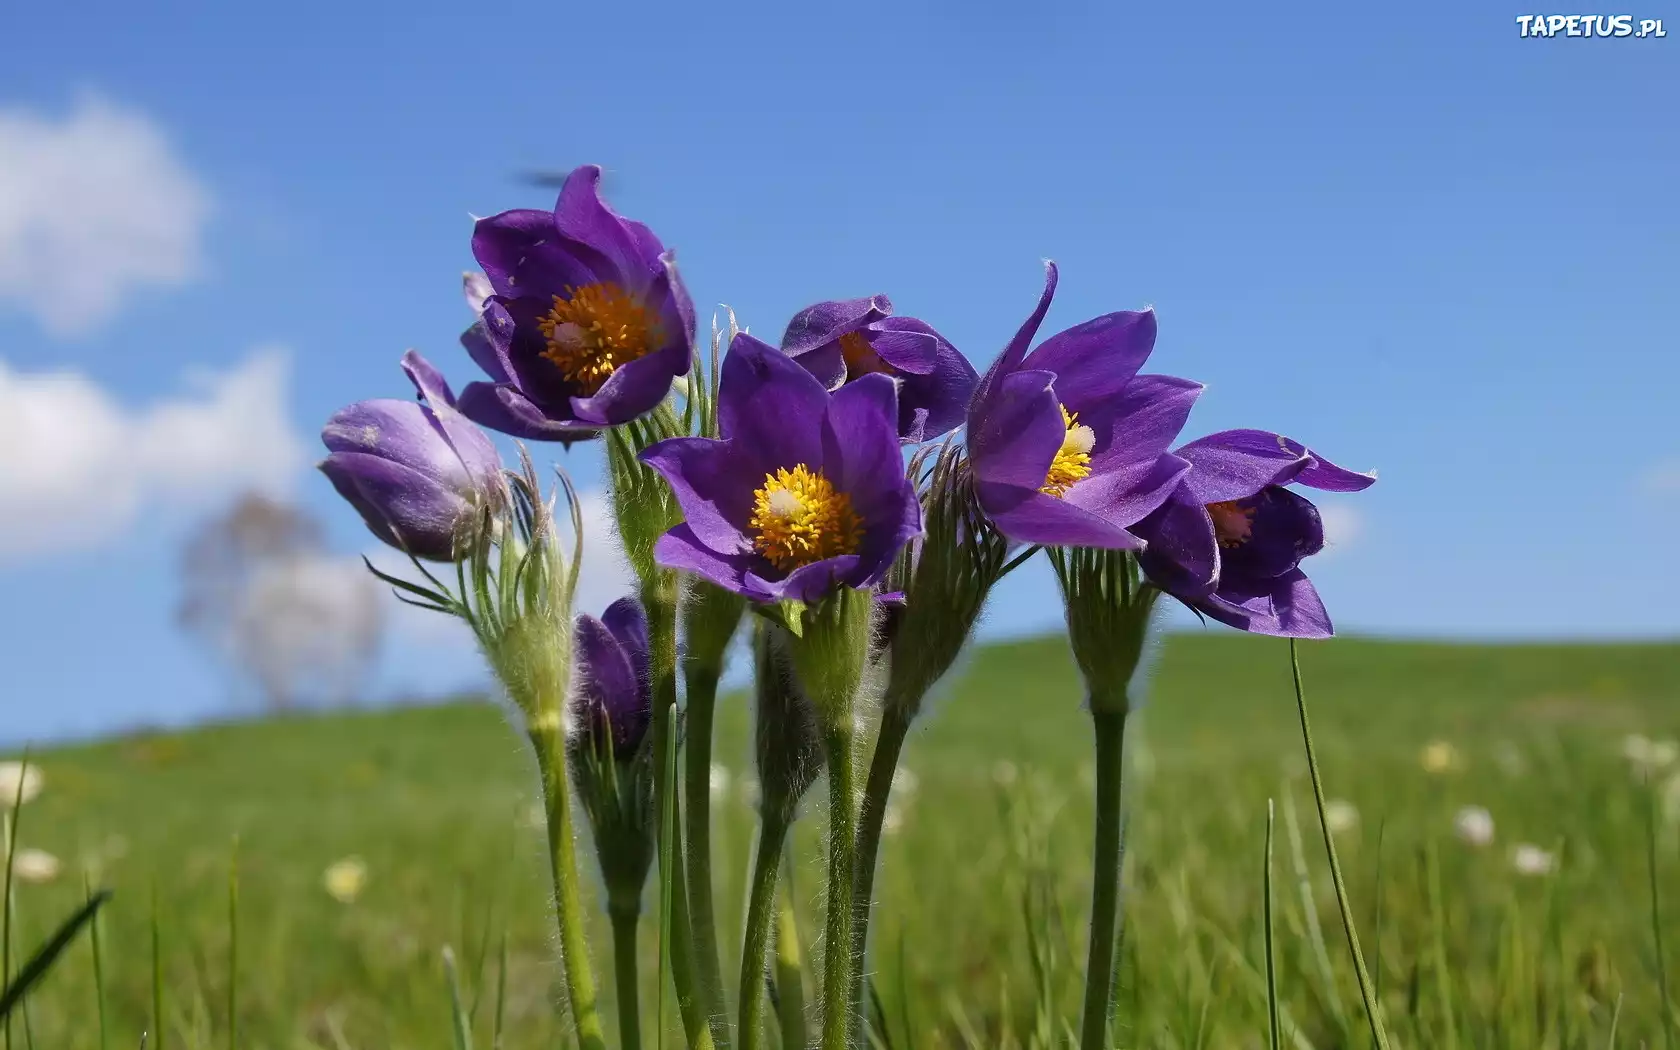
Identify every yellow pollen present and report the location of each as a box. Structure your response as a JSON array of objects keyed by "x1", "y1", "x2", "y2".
[
  {"x1": 1207, "y1": 500, "x2": 1256, "y2": 549},
  {"x1": 838, "y1": 331, "x2": 898, "y2": 378},
  {"x1": 537, "y1": 282, "x2": 664, "y2": 395},
  {"x1": 748, "y1": 465, "x2": 863, "y2": 571},
  {"x1": 1040, "y1": 405, "x2": 1095, "y2": 498}
]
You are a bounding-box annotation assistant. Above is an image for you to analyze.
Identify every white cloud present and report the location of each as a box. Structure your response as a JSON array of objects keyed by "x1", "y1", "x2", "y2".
[
  {"x1": 1317, "y1": 502, "x2": 1363, "y2": 556},
  {"x1": 0, "y1": 349, "x2": 304, "y2": 558},
  {"x1": 364, "y1": 487, "x2": 637, "y2": 649},
  {"x1": 0, "y1": 95, "x2": 211, "y2": 336},
  {"x1": 1641, "y1": 461, "x2": 1680, "y2": 497}
]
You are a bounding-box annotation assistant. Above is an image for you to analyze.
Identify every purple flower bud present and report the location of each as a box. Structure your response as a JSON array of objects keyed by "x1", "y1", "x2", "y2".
[
  {"x1": 319, "y1": 351, "x2": 504, "y2": 562},
  {"x1": 572, "y1": 596, "x2": 653, "y2": 758}
]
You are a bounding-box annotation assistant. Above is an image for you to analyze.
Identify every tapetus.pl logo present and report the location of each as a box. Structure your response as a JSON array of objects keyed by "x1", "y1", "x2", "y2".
[{"x1": 1516, "y1": 14, "x2": 1667, "y2": 36}]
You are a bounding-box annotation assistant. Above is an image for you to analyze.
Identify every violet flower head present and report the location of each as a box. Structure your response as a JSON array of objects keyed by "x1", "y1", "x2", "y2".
[
  {"x1": 1133, "y1": 430, "x2": 1376, "y2": 638},
  {"x1": 780, "y1": 296, "x2": 977, "y2": 443},
  {"x1": 638, "y1": 333, "x2": 922, "y2": 604},
  {"x1": 319, "y1": 351, "x2": 503, "y2": 562},
  {"x1": 572, "y1": 596, "x2": 653, "y2": 758},
  {"x1": 965, "y1": 262, "x2": 1204, "y2": 549},
  {"x1": 456, "y1": 165, "x2": 696, "y2": 441}
]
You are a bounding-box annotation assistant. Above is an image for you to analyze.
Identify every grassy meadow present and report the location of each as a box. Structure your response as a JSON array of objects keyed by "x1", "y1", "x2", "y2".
[{"x1": 7, "y1": 631, "x2": 1680, "y2": 1049}]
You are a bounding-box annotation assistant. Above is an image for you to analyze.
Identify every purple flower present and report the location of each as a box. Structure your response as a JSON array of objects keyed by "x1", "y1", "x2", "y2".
[
  {"x1": 966, "y1": 262, "x2": 1202, "y2": 549},
  {"x1": 1133, "y1": 430, "x2": 1376, "y2": 638},
  {"x1": 638, "y1": 333, "x2": 921, "y2": 604},
  {"x1": 573, "y1": 596, "x2": 653, "y2": 757},
  {"x1": 319, "y1": 351, "x2": 503, "y2": 562},
  {"x1": 780, "y1": 296, "x2": 977, "y2": 442},
  {"x1": 456, "y1": 165, "x2": 696, "y2": 441}
]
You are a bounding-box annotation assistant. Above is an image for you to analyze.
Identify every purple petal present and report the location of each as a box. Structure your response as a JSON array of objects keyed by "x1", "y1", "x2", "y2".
[
  {"x1": 638, "y1": 436, "x2": 755, "y2": 555},
  {"x1": 1198, "y1": 569, "x2": 1333, "y2": 639},
  {"x1": 400, "y1": 350, "x2": 501, "y2": 478},
  {"x1": 975, "y1": 482, "x2": 1144, "y2": 549},
  {"x1": 751, "y1": 555, "x2": 866, "y2": 604},
  {"x1": 821, "y1": 374, "x2": 903, "y2": 515},
  {"x1": 1079, "y1": 374, "x2": 1204, "y2": 473},
  {"x1": 574, "y1": 613, "x2": 641, "y2": 723},
  {"x1": 861, "y1": 320, "x2": 938, "y2": 375},
  {"x1": 600, "y1": 596, "x2": 651, "y2": 677},
  {"x1": 1134, "y1": 490, "x2": 1218, "y2": 599},
  {"x1": 456, "y1": 382, "x2": 598, "y2": 445},
  {"x1": 552, "y1": 165, "x2": 661, "y2": 287},
  {"x1": 895, "y1": 332, "x2": 978, "y2": 442},
  {"x1": 652, "y1": 525, "x2": 754, "y2": 595},
  {"x1": 1022, "y1": 310, "x2": 1157, "y2": 407},
  {"x1": 568, "y1": 338, "x2": 688, "y2": 427},
  {"x1": 997, "y1": 261, "x2": 1059, "y2": 376},
  {"x1": 320, "y1": 453, "x2": 470, "y2": 562},
  {"x1": 471, "y1": 208, "x2": 609, "y2": 300},
  {"x1": 1065, "y1": 452, "x2": 1191, "y2": 530},
  {"x1": 792, "y1": 341, "x2": 847, "y2": 389},
  {"x1": 463, "y1": 271, "x2": 494, "y2": 314},
  {"x1": 461, "y1": 321, "x2": 512, "y2": 384},
  {"x1": 717, "y1": 334, "x2": 828, "y2": 470},
  {"x1": 321, "y1": 400, "x2": 455, "y2": 479},
  {"x1": 1220, "y1": 486, "x2": 1323, "y2": 582},
  {"x1": 782, "y1": 296, "x2": 892, "y2": 357},
  {"x1": 1175, "y1": 429, "x2": 1314, "y2": 504},
  {"x1": 968, "y1": 368, "x2": 1064, "y2": 490}
]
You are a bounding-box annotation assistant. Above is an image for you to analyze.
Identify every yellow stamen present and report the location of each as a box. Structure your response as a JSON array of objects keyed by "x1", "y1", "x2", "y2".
[
  {"x1": 749, "y1": 465, "x2": 863, "y2": 571},
  {"x1": 537, "y1": 282, "x2": 664, "y2": 395},
  {"x1": 838, "y1": 331, "x2": 897, "y2": 379},
  {"x1": 1207, "y1": 500, "x2": 1256, "y2": 549},
  {"x1": 1040, "y1": 405, "x2": 1095, "y2": 498}
]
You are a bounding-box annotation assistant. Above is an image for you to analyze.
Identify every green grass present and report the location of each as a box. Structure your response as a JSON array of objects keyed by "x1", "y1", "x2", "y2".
[{"x1": 6, "y1": 631, "x2": 1680, "y2": 1048}]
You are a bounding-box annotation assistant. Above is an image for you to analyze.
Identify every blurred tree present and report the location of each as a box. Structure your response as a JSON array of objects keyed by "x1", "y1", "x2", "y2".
[{"x1": 178, "y1": 493, "x2": 384, "y2": 710}]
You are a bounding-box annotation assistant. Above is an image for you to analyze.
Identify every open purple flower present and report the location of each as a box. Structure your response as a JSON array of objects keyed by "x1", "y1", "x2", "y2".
[
  {"x1": 780, "y1": 296, "x2": 977, "y2": 443},
  {"x1": 638, "y1": 333, "x2": 921, "y2": 604},
  {"x1": 319, "y1": 351, "x2": 503, "y2": 561},
  {"x1": 456, "y1": 165, "x2": 696, "y2": 441},
  {"x1": 573, "y1": 596, "x2": 653, "y2": 758},
  {"x1": 1133, "y1": 430, "x2": 1376, "y2": 638},
  {"x1": 966, "y1": 262, "x2": 1202, "y2": 549}
]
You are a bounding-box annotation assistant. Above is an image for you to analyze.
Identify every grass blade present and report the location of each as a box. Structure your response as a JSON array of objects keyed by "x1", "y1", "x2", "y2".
[
  {"x1": 0, "y1": 890, "x2": 112, "y2": 1021},
  {"x1": 443, "y1": 946, "x2": 475, "y2": 1050},
  {"x1": 152, "y1": 884, "x2": 165, "y2": 1050},
  {"x1": 227, "y1": 836, "x2": 239, "y2": 1050},
  {"x1": 1264, "y1": 799, "x2": 1281, "y2": 1050},
  {"x1": 492, "y1": 933, "x2": 509, "y2": 1050},
  {"x1": 85, "y1": 872, "x2": 109, "y2": 1050},
  {"x1": 1649, "y1": 772, "x2": 1675, "y2": 1050},
  {"x1": 2, "y1": 750, "x2": 29, "y2": 1050}
]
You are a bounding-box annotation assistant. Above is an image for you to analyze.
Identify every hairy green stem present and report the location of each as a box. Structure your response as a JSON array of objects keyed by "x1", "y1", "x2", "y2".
[
  {"x1": 531, "y1": 728, "x2": 608, "y2": 1050},
  {"x1": 610, "y1": 907, "x2": 643, "y2": 1050},
  {"x1": 738, "y1": 815, "x2": 795, "y2": 1050},
  {"x1": 1290, "y1": 640, "x2": 1392, "y2": 1050},
  {"x1": 848, "y1": 705, "x2": 913, "y2": 1039},
  {"x1": 774, "y1": 848, "x2": 809, "y2": 1050},
  {"x1": 683, "y1": 667, "x2": 731, "y2": 1046},
  {"x1": 1080, "y1": 708, "x2": 1127, "y2": 1050},
  {"x1": 820, "y1": 724, "x2": 859, "y2": 1050},
  {"x1": 643, "y1": 573, "x2": 715, "y2": 1050}
]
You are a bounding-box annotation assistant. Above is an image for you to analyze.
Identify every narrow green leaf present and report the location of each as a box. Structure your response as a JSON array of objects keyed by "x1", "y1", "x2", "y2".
[{"x1": 0, "y1": 891, "x2": 112, "y2": 1022}]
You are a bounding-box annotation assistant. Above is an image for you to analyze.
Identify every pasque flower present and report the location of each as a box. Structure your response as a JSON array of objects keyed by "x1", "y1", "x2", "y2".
[
  {"x1": 1133, "y1": 429, "x2": 1375, "y2": 638},
  {"x1": 638, "y1": 333, "x2": 921, "y2": 604},
  {"x1": 781, "y1": 296, "x2": 977, "y2": 442},
  {"x1": 966, "y1": 263, "x2": 1202, "y2": 548},
  {"x1": 572, "y1": 596, "x2": 653, "y2": 758},
  {"x1": 457, "y1": 165, "x2": 696, "y2": 440},
  {"x1": 319, "y1": 350, "x2": 504, "y2": 561}
]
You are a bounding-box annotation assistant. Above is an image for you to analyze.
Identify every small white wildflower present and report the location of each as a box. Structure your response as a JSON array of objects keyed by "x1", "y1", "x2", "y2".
[
  {"x1": 323, "y1": 857, "x2": 368, "y2": 903},
  {"x1": 1323, "y1": 799, "x2": 1359, "y2": 834},
  {"x1": 709, "y1": 763, "x2": 731, "y2": 802},
  {"x1": 1454, "y1": 805, "x2": 1496, "y2": 847},
  {"x1": 992, "y1": 760, "x2": 1018, "y2": 787},
  {"x1": 1511, "y1": 843, "x2": 1556, "y2": 877},
  {"x1": 0, "y1": 762, "x2": 43, "y2": 808},
  {"x1": 11, "y1": 848, "x2": 60, "y2": 884}
]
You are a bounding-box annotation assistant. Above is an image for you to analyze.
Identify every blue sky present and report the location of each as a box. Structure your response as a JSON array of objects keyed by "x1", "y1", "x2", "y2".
[{"x1": 2, "y1": 0, "x2": 1676, "y2": 745}]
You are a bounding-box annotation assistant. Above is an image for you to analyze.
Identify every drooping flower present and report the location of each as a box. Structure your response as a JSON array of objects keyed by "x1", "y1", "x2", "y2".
[
  {"x1": 571, "y1": 596, "x2": 653, "y2": 759},
  {"x1": 0, "y1": 761, "x2": 42, "y2": 808},
  {"x1": 457, "y1": 165, "x2": 696, "y2": 440},
  {"x1": 966, "y1": 262, "x2": 1202, "y2": 549},
  {"x1": 1133, "y1": 429, "x2": 1376, "y2": 638},
  {"x1": 1454, "y1": 805, "x2": 1496, "y2": 847},
  {"x1": 319, "y1": 351, "x2": 505, "y2": 562},
  {"x1": 780, "y1": 296, "x2": 977, "y2": 443},
  {"x1": 11, "y1": 848, "x2": 60, "y2": 885},
  {"x1": 638, "y1": 333, "x2": 921, "y2": 604}
]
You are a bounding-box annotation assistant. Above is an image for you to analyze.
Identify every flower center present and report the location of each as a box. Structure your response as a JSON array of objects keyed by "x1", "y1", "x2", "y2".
[
  {"x1": 749, "y1": 465, "x2": 863, "y2": 571},
  {"x1": 1040, "y1": 405, "x2": 1095, "y2": 498},
  {"x1": 537, "y1": 283, "x2": 664, "y2": 395},
  {"x1": 838, "y1": 331, "x2": 897, "y2": 379},
  {"x1": 1207, "y1": 499, "x2": 1257, "y2": 549}
]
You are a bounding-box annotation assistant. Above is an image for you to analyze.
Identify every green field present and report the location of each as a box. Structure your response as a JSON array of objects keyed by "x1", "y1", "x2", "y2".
[{"x1": 8, "y1": 631, "x2": 1680, "y2": 1049}]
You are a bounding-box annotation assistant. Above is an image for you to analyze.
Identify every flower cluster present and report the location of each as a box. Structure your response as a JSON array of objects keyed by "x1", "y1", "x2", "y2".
[{"x1": 316, "y1": 164, "x2": 1376, "y2": 1050}]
